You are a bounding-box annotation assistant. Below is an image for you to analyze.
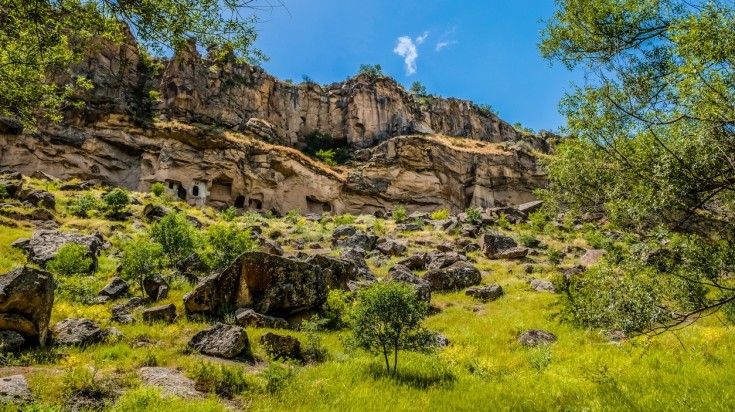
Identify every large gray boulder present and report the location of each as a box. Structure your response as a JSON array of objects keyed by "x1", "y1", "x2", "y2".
[
  {"x1": 0, "y1": 331, "x2": 25, "y2": 352},
  {"x1": 142, "y1": 304, "x2": 177, "y2": 324},
  {"x1": 188, "y1": 323, "x2": 251, "y2": 359},
  {"x1": 375, "y1": 239, "x2": 407, "y2": 257},
  {"x1": 517, "y1": 329, "x2": 557, "y2": 347},
  {"x1": 424, "y1": 261, "x2": 482, "y2": 292},
  {"x1": 479, "y1": 232, "x2": 528, "y2": 259},
  {"x1": 235, "y1": 309, "x2": 289, "y2": 329},
  {"x1": 0, "y1": 266, "x2": 54, "y2": 346},
  {"x1": 21, "y1": 189, "x2": 55, "y2": 209},
  {"x1": 260, "y1": 332, "x2": 302, "y2": 361},
  {"x1": 52, "y1": 318, "x2": 105, "y2": 346},
  {"x1": 306, "y1": 254, "x2": 360, "y2": 290},
  {"x1": 386, "y1": 265, "x2": 431, "y2": 302},
  {"x1": 339, "y1": 247, "x2": 375, "y2": 280},
  {"x1": 143, "y1": 274, "x2": 169, "y2": 301},
  {"x1": 24, "y1": 230, "x2": 102, "y2": 267},
  {"x1": 184, "y1": 252, "x2": 327, "y2": 318},
  {"x1": 426, "y1": 251, "x2": 467, "y2": 270},
  {"x1": 465, "y1": 284, "x2": 504, "y2": 302},
  {"x1": 97, "y1": 277, "x2": 129, "y2": 302},
  {"x1": 334, "y1": 230, "x2": 377, "y2": 251}
]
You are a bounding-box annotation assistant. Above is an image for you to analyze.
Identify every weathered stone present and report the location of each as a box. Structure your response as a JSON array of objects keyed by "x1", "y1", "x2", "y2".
[
  {"x1": 495, "y1": 247, "x2": 529, "y2": 259},
  {"x1": 235, "y1": 309, "x2": 289, "y2": 329},
  {"x1": 306, "y1": 254, "x2": 359, "y2": 290},
  {"x1": 386, "y1": 265, "x2": 431, "y2": 302},
  {"x1": 188, "y1": 323, "x2": 251, "y2": 359},
  {"x1": 580, "y1": 249, "x2": 606, "y2": 267},
  {"x1": 262, "y1": 239, "x2": 284, "y2": 256},
  {"x1": 98, "y1": 277, "x2": 129, "y2": 301},
  {"x1": 52, "y1": 318, "x2": 105, "y2": 346},
  {"x1": 177, "y1": 252, "x2": 210, "y2": 277},
  {"x1": 259, "y1": 332, "x2": 302, "y2": 361},
  {"x1": 0, "y1": 266, "x2": 54, "y2": 346},
  {"x1": 142, "y1": 304, "x2": 177, "y2": 324},
  {"x1": 530, "y1": 279, "x2": 556, "y2": 293},
  {"x1": 0, "y1": 375, "x2": 33, "y2": 404},
  {"x1": 425, "y1": 331, "x2": 451, "y2": 349},
  {"x1": 0, "y1": 314, "x2": 38, "y2": 338},
  {"x1": 111, "y1": 296, "x2": 144, "y2": 324},
  {"x1": 424, "y1": 262, "x2": 482, "y2": 292},
  {"x1": 375, "y1": 239, "x2": 407, "y2": 257},
  {"x1": 0, "y1": 330, "x2": 25, "y2": 352},
  {"x1": 465, "y1": 284, "x2": 504, "y2": 302},
  {"x1": 184, "y1": 252, "x2": 327, "y2": 317},
  {"x1": 396, "y1": 254, "x2": 427, "y2": 271},
  {"x1": 479, "y1": 232, "x2": 527, "y2": 259},
  {"x1": 331, "y1": 225, "x2": 356, "y2": 242},
  {"x1": 516, "y1": 200, "x2": 544, "y2": 214},
  {"x1": 517, "y1": 329, "x2": 557, "y2": 347},
  {"x1": 339, "y1": 247, "x2": 375, "y2": 281},
  {"x1": 139, "y1": 367, "x2": 203, "y2": 399},
  {"x1": 143, "y1": 274, "x2": 169, "y2": 301},
  {"x1": 335, "y1": 230, "x2": 377, "y2": 251},
  {"x1": 9, "y1": 238, "x2": 29, "y2": 250},
  {"x1": 24, "y1": 230, "x2": 102, "y2": 268},
  {"x1": 21, "y1": 190, "x2": 55, "y2": 209},
  {"x1": 427, "y1": 252, "x2": 467, "y2": 270}
]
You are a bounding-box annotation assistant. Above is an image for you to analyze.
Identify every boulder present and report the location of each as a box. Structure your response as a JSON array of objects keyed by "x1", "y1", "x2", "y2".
[
  {"x1": 530, "y1": 279, "x2": 556, "y2": 293},
  {"x1": 52, "y1": 318, "x2": 105, "y2": 346},
  {"x1": 479, "y1": 232, "x2": 528, "y2": 259},
  {"x1": 142, "y1": 304, "x2": 177, "y2": 324},
  {"x1": 335, "y1": 230, "x2": 377, "y2": 251},
  {"x1": 139, "y1": 367, "x2": 203, "y2": 399},
  {"x1": 259, "y1": 332, "x2": 302, "y2": 361},
  {"x1": 262, "y1": 239, "x2": 284, "y2": 256},
  {"x1": 184, "y1": 252, "x2": 327, "y2": 318},
  {"x1": 9, "y1": 238, "x2": 29, "y2": 250},
  {"x1": 0, "y1": 375, "x2": 33, "y2": 404},
  {"x1": 426, "y1": 252, "x2": 467, "y2": 270},
  {"x1": 143, "y1": 274, "x2": 169, "y2": 301},
  {"x1": 517, "y1": 329, "x2": 557, "y2": 347},
  {"x1": 339, "y1": 248, "x2": 376, "y2": 280},
  {"x1": 306, "y1": 254, "x2": 359, "y2": 290},
  {"x1": 176, "y1": 252, "x2": 210, "y2": 278},
  {"x1": 235, "y1": 309, "x2": 289, "y2": 329},
  {"x1": 516, "y1": 200, "x2": 544, "y2": 214},
  {"x1": 396, "y1": 254, "x2": 427, "y2": 271},
  {"x1": 24, "y1": 230, "x2": 102, "y2": 267},
  {"x1": 111, "y1": 297, "x2": 144, "y2": 324},
  {"x1": 425, "y1": 331, "x2": 451, "y2": 349},
  {"x1": 331, "y1": 225, "x2": 356, "y2": 242},
  {"x1": 375, "y1": 239, "x2": 407, "y2": 257},
  {"x1": 142, "y1": 204, "x2": 170, "y2": 221},
  {"x1": 0, "y1": 331, "x2": 25, "y2": 352},
  {"x1": 31, "y1": 171, "x2": 59, "y2": 182},
  {"x1": 0, "y1": 178, "x2": 23, "y2": 198},
  {"x1": 0, "y1": 266, "x2": 54, "y2": 346},
  {"x1": 21, "y1": 189, "x2": 55, "y2": 209},
  {"x1": 424, "y1": 261, "x2": 482, "y2": 292},
  {"x1": 386, "y1": 265, "x2": 431, "y2": 302},
  {"x1": 580, "y1": 249, "x2": 606, "y2": 266},
  {"x1": 97, "y1": 277, "x2": 129, "y2": 302},
  {"x1": 465, "y1": 285, "x2": 504, "y2": 302},
  {"x1": 188, "y1": 323, "x2": 251, "y2": 359}
]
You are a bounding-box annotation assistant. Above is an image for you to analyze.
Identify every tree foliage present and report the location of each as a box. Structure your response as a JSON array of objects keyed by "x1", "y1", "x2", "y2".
[
  {"x1": 357, "y1": 64, "x2": 383, "y2": 77},
  {"x1": 350, "y1": 282, "x2": 431, "y2": 375},
  {"x1": 46, "y1": 243, "x2": 94, "y2": 276},
  {"x1": 540, "y1": 0, "x2": 735, "y2": 333},
  {"x1": 103, "y1": 189, "x2": 129, "y2": 214},
  {"x1": 150, "y1": 211, "x2": 197, "y2": 268},
  {"x1": 120, "y1": 235, "x2": 165, "y2": 296},
  {"x1": 409, "y1": 81, "x2": 427, "y2": 95},
  {"x1": 199, "y1": 223, "x2": 258, "y2": 271},
  {"x1": 0, "y1": 0, "x2": 276, "y2": 128}
]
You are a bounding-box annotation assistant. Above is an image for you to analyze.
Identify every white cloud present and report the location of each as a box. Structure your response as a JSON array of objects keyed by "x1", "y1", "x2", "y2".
[
  {"x1": 416, "y1": 31, "x2": 429, "y2": 45},
  {"x1": 393, "y1": 36, "x2": 419, "y2": 76},
  {"x1": 435, "y1": 40, "x2": 458, "y2": 51},
  {"x1": 435, "y1": 27, "x2": 458, "y2": 52}
]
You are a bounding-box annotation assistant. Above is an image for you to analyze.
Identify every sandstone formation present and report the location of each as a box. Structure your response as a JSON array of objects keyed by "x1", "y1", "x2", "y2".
[{"x1": 0, "y1": 267, "x2": 54, "y2": 346}]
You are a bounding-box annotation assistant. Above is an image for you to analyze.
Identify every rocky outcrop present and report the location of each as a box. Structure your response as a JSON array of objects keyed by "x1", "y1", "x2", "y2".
[
  {"x1": 184, "y1": 252, "x2": 328, "y2": 318},
  {"x1": 0, "y1": 267, "x2": 54, "y2": 346}
]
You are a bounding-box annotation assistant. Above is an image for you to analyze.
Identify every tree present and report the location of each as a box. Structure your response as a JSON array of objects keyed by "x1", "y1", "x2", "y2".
[
  {"x1": 350, "y1": 282, "x2": 431, "y2": 375},
  {"x1": 120, "y1": 235, "x2": 165, "y2": 297},
  {"x1": 199, "y1": 223, "x2": 258, "y2": 271},
  {"x1": 150, "y1": 211, "x2": 197, "y2": 268},
  {"x1": 151, "y1": 182, "x2": 165, "y2": 197},
  {"x1": 357, "y1": 64, "x2": 383, "y2": 77},
  {"x1": 68, "y1": 193, "x2": 100, "y2": 218},
  {"x1": 103, "y1": 189, "x2": 130, "y2": 214},
  {"x1": 540, "y1": 0, "x2": 735, "y2": 334},
  {"x1": 0, "y1": 0, "x2": 277, "y2": 129},
  {"x1": 409, "y1": 81, "x2": 426, "y2": 95}
]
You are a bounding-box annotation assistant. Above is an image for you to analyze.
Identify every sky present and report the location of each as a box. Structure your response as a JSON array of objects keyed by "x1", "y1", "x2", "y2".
[{"x1": 251, "y1": 1, "x2": 582, "y2": 133}]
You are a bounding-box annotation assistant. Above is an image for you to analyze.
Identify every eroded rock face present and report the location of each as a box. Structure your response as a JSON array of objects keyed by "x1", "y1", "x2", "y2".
[
  {"x1": 0, "y1": 267, "x2": 54, "y2": 346},
  {"x1": 479, "y1": 232, "x2": 528, "y2": 260},
  {"x1": 184, "y1": 252, "x2": 328, "y2": 318}
]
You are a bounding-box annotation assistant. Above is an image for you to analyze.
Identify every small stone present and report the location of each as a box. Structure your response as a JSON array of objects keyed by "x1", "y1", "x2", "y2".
[
  {"x1": 188, "y1": 323, "x2": 251, "y2": 359},
  {"x1": 530, "y1": 279, "x2": 556, "y2": 293},
  {"x1": 517, "y1": 329, "x2": 557, "y2": 347},
  {"x1": 465, "y1": 284, "x2": 504, "y2": 302}
]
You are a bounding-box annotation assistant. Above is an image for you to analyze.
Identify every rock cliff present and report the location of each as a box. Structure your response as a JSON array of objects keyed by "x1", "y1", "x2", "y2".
[{"x1": 0, "y1": 31, "x2": 555, "y2": 214}]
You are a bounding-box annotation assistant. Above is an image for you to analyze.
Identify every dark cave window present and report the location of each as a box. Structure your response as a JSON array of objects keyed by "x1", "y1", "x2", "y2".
[
  {"x1": 234, "y1": 195, "x2": 245, "y2": 208},
  {"x1": 192, "y1": 186, "x2": 199, "y2": 196},
  {"x1": 169, "y1": 182, "x2": 174, "y2": 189}
]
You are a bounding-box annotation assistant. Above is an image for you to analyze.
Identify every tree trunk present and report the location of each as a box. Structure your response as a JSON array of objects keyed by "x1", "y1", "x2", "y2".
[{"x1": 383, "y1": 350, "x2": 391, "y2": 374}]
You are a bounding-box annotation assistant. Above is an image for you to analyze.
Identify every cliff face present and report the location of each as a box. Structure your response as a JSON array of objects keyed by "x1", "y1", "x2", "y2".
[{"x1": 0, "y1": 32, "x2": 553, "y2": 214}]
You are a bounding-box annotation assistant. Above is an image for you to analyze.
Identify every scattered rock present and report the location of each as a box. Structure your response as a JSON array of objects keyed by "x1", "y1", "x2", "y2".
[
  {"x1": 0, "y1": 266, "x2": 54, "y2": 346},
  {"x1": 602, "y1": 330, "x2": 627, "y2": 344},
  {"x1": 262, "y1": 239, "x2": 284, "y2": 256},
  {"x1": 424, "y1": 261, "x2": 482, "y2": 292},
  {"x1": 142, "y1": 304, "x2": 177, "y2": 324},
  {"x1": 396, "y1": 254, "x2": 427, "y2": 271},
  {"x1": 375, "y1": 239, "x2": 407, "y2": 257},
  {"x1": 524, "y1": 264, "x2": 534, "y2": 274},
  {"x1": 427, "y1": 252, "x2": 467, "y2": 270},
  {"x1": 142, "y1": 204, "x2": 170, "y2": 221},
  {"x1": 529, "y1": 279, "x2": 556, "y2": 293},
  {"x1": 306, "y1": 254, "x2": 359, "y2": 290},
  {"x1": 516, "y1": 200, "x2": 544, "y2": 215},
  {"x1": 259, "y1": 332, "x2": 302, "y2": 361},
  {"x1": 580, "y1": 249, "x2": 606, "y2": 267},
  {"x1": 188, "y1": 323, "x2": 251, "y2": 359},
  {"x1": 235, "y1": 309, "x2": 289, "y2": 329},
  {"x1": 143, "y1": 274, "x2": 170, "y2": 301},
  {"x1": 339, "y1": 248, "x2": 376, "y2": 280},
  {"x1": 24, "y1": 230, "x2": 102, "y2": 267},
  {"x1": 465, "y1": 284, "x2": 504, "y2": 302},
  {"x1": 335, "y1": 230, "x2": 377, "y2": 251},
  {"x1": 139, "y1": 367, "x2": 202, "y2": 399},
  {"x1": 52, "y1": 318, "x2": 105, "y2": 346},
  {"x1": 425, "y1": 331, "x2": 451, "y2": 349},
  {"x1": 0, "y1": 375, "x2": 33, "y2": 404},
  {"x1": 177, "y1": 252, "x2": 210, "y2": 278},
  {"x1": 97, "y1": 277, "x2": 129, "y2": 302},
  {"x1": 331, "y1": 225, "x2": 356, "y2": 242},
  {"x1": 386, "y1": 265, "x2": 431, "y2": 302},
  {"x1": 517, "y1": 329, "x2": 557, "y2": 347},
  {"x1": 111, "y1": 297, "x2": 144, "y2": 324},
  {"x1": 31, "y1": 171, "x2": 59, "y2": 182},
  {"x1": 479, "y1": 232, "x2": 528, "y2": 259},
  {"x1": 9, "y1": 238, "x2": 29, "y2": 250},
  {"x1": 0, "y1": 331, "x2": 25, "y2": 352},
  {"x1": 20, "y1": 189, "x2": 55, "y2": 209}
]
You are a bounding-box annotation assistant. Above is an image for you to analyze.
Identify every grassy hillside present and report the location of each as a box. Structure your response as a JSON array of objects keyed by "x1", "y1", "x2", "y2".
[{"x1": 1, "y1": 175, "x2": 734, "y2": 411}]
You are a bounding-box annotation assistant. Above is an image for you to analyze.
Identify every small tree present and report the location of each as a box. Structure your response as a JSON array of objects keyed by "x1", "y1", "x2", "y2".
[
  {"x1": 120, "y1": 236, "x2": 165, "y2": 296},
  {"x1": 315, "y1": 149, "x2": 337, "y2": 166},
  {"x1": 409, "y1": 81, "x2": 427, "y2": 95},
  {"x1": 150, "y1": 211, "x2": 198, "y2": 268},
  {"x1": 103, "y1": 189, "x2": 130, "y2": 214},
  {"x1": 392, "y1": 205, "x2": 406, "y2": 222},
  {"x1": 67, "y1": 193, "x2": 100, "y2": 218},
  {"x1": 350, "y1": 282, "x2": 431, "y2": 375},
  {"x1": 358, "y1": 64, "x2": 383, "y2": 77},
  {"x1": 465, "y1": 206, "x2": 483, "y2": 225},
  {"x1": 46, "y1": 243, "x2": 94, "y2": 277},
  {"x1": 151, "y1": 182, "x2": 165, "y2": 197},
  {"x1": 200, "y1": 223, "x2": 258, "y2": 271}
]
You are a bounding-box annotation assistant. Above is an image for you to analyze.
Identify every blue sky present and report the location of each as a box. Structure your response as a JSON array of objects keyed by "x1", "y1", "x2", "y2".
[{"x1": 252, "y1": 1, "x2": 581, "y2": 132}]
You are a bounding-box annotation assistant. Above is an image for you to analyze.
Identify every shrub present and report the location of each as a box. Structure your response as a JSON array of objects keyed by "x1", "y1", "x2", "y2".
[
  {"x1": 120, "y1": 235, "x2": 165, "y2": 296},
  {"x1": 151, "y1": 182, "x2": 165, "y2": 197},
  {"x1": 285, "y1": 209, "x2": 301, "y2": 224},
  {"x1": 322, "y1": 289, "x2": 353, "y2": 330},
  {"x1": 478, "y1": 104, "x2": 498, "y2": 117},
  {"x1": 103, "y1": 189, "x2": 130, "y2": 214},
  {"x1": 498, "y1": 213, "x2": 510, "y2": 230},
  {"x1": 68, "y1": 193, "x2": 100, "y2": 218},
  {"x1": 302, "y1": 130, "x2": 348, "y2": 165},
  {"x1": 200, "y1": 224, "x2": 258, "y2": 271},
  {"x1": 519, "y1": 233, "x2": 541, "y2": 248},
  {"x1": 62, "y1": 367, "x2": 114, "y2": 400},
  {"x1": 372, "y1": 219, "x2": 387, "y2": 236},
  {"x1": 333, "y1": 213, "x2": 356, "y2": 226},
  {"x1": 189, "y1": 362, "x2": 253, "y2": 399},
  {"x1": 430, "y1": 209, "x2": 450, "y2": 220},
  {"x1": 392, "y1": 205, "x2": 406, "y2": 222},
  {"x1": 0, "y1": 184, "x2": 8, "y2": 199},
  {"x1": 465, "y1": 206, "x2": 482, "y2": 225},
  {"x1": 56, "y1": 275, "x2": 97, "y2": 304},
  {"x1": 315, "y1": 149, "x2": 338, "y2": 166},
  {"x1": 548, "y1": 248, "x2": 563, "y2": 266},
  {"x1": 150, "y1": 211, "x2": 198, "y2": 268},
  {"x1": 219, "y1": 206, "x2": 237, "y2": 222},
  {"x1": 410, "y1": 81, "x2": 427, "y2": 95},
  {"x1": 357, "y1": 63, "x2": 383, "y2": 77},
  {"x1": 46, "y1": 243, "x2": 94, "y2": 277},
  {"x1": 528, "y1": 211, "x2": 549, "y2": 233},
  {"x1": 262, "y1": 362, "x2": 295, "y2": 395},
  {"x1": 301, "y1": 316, "x2": 329, "y2": 363},
  {"x1": 350, "y1": 282, "x2": 431, "y2": 375}
]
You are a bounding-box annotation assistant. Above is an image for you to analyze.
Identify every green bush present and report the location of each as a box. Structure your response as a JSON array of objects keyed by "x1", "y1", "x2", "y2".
[
  {"x1": 56, "y1": 275, "x2": 97, "y2": 304},
  {"x1": 120, "y1": 235, "x2": 165, "y2": 296},
  {"x1": 323, "y1": 289, "x2": 353, "y2": 330},
  {"x1": 430, "y1": 209, "x2": 450, "y2": 220},
  {"x1": 548, "y1": 248, "x2": 563, "y2": 266},
  {"x1": 301, "y1": 316, "x2": 329, "y2": 363},
  {"x1": 498, "y1": 213, "x2": 510, "y2": 230},
  {"x1": 410, "y1": 81, "x2": 427, "y2": 95},
  {"x1": 357, "y1": 63, "x2": 383, "y2": 77},
  {"x1": 189, "y1": 361, "x2": 254, "y2": 398},
  {"x1": 62, "y1": 367, "x2": 114, "y2": 400},
  {"x1": 372, "y1": 219, "x2": 387, "y2": 236},
  {"x1": 150, "y1": 211, "x2": 198, "y2": 268},
  {"x1": 68, "y1": 193, "x2": 100, "y2": 218},
  {"x1": 262, "y1": 362, "x2": 296, "y2": 395},
  {"x1": 315, "y1": 149, "x2": 338, "y2": 166},
  {"x1": 285, "y1": 209, "x2": 301, "y2": 224},
  {"x1": 0, "y1": 184, "x2": 8, "y2": 199},
  {"x1": 519, "y1": 233, "x2": 541, "y2": 248},
  {"x1": 465, "y1": 206, "x2": 483, "y2": 225},
  {"x1": 219, "y1": 206, "x2": 237, "y2": 222},
  {"x1": 46, "y1": 243, "x2": 94, "y2": 276},
  {"x1": 333, "y1": 213, "x2": 356, "y2": 226},
  {"x1": 200, "y1": 224, "x2": 258, "y2": 271},
  {"x1": 151, "y1": 182, "x2": 165, "y2": 197},
  {"x1": 103, "y1": 189, "x2": 130, "y2": 214},
  {"x1": 392, "y1": 205, "x2": 406, "y2": 222},
  {"x1": 302, "y1": 130, "x2": 348, "y2": 165}
]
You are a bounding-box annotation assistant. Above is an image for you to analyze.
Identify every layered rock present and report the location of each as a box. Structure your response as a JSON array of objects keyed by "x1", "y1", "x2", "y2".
[{"x1": 0, "y1": 267, "x2": 54, "y2": 346}]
